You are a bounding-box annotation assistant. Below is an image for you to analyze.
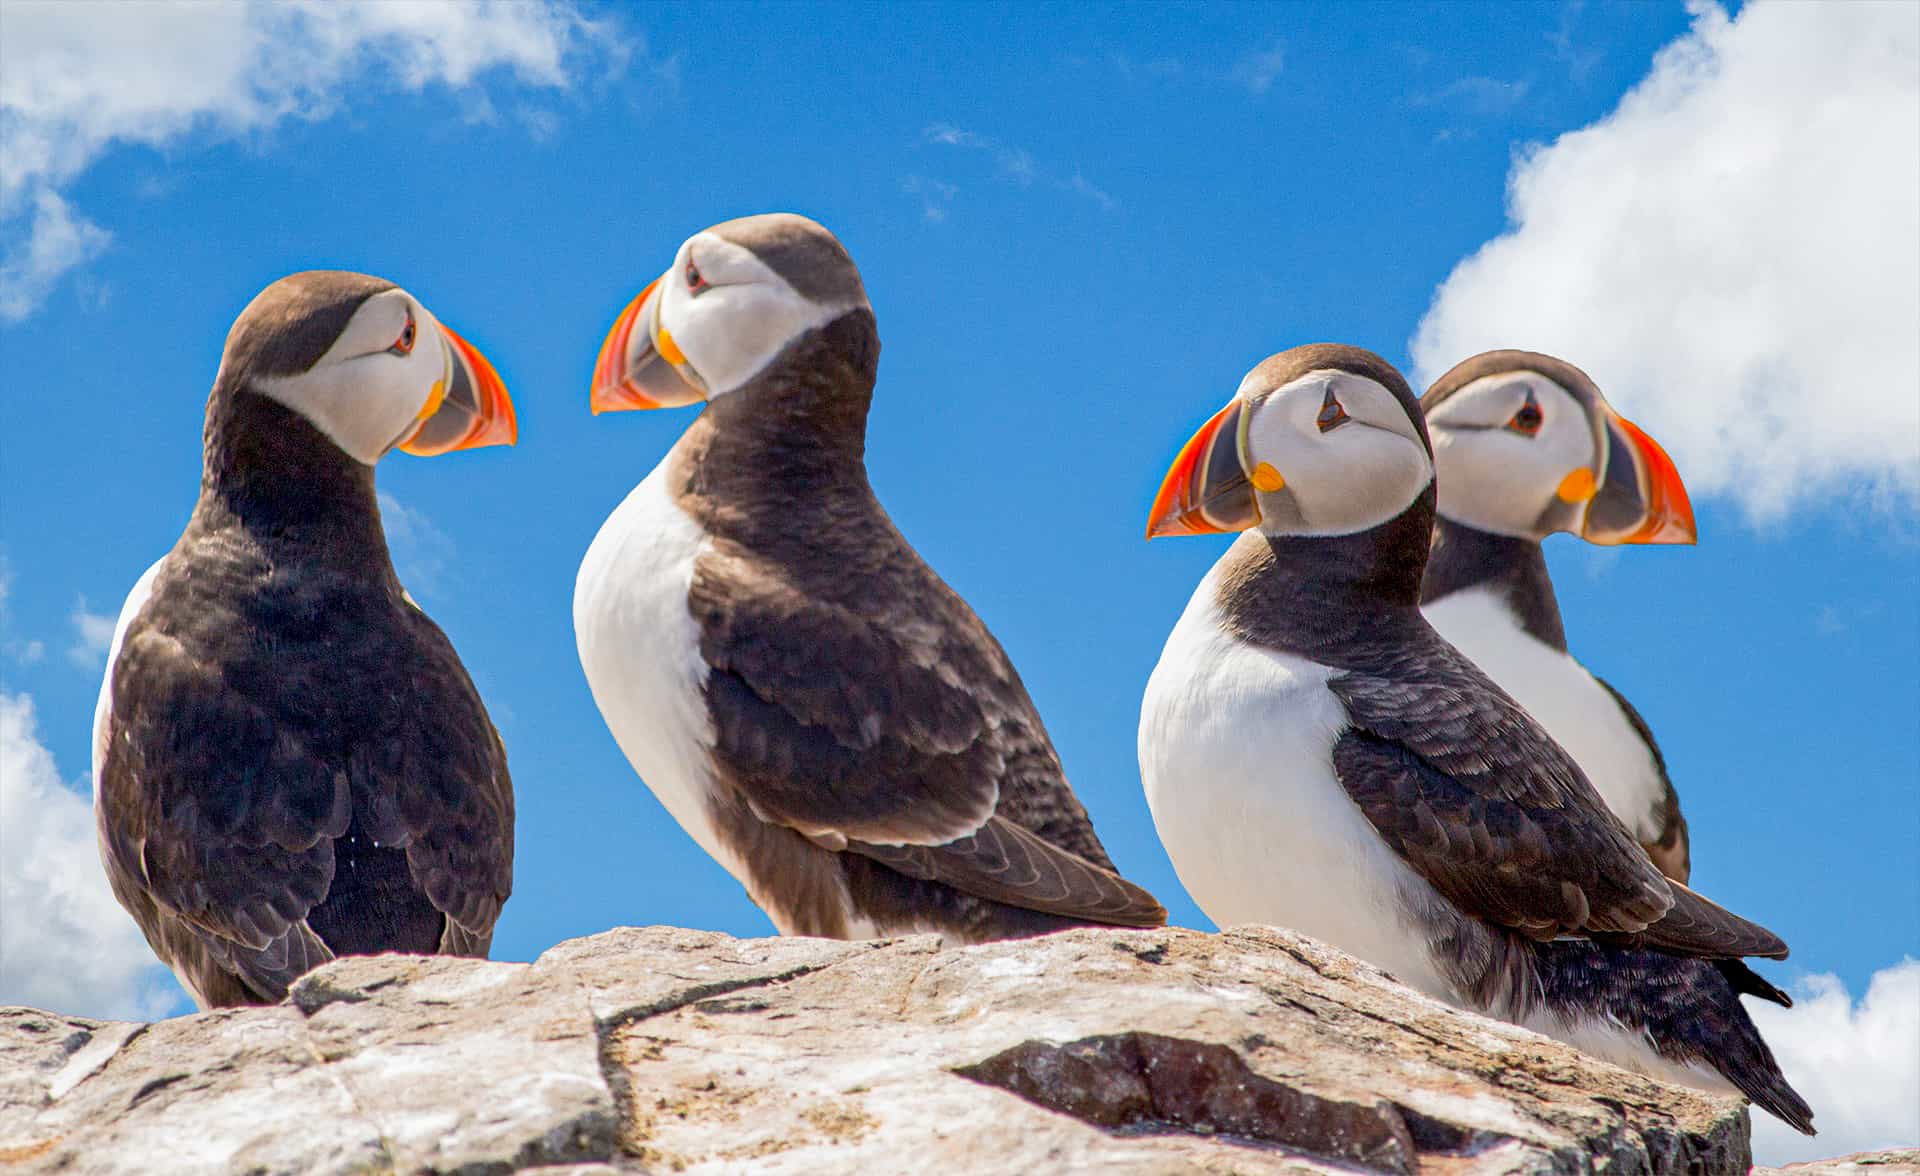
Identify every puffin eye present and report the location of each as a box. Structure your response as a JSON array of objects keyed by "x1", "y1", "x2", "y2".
[
  {"x1": 1506, "y1": 391, "x2": 1543, "y2": 437},
  {"x1": 685, "y1": 256, "x2": 709, "y2": 294},
  {"x1": 389, "y1": 310, "x2": 417, "y2": 356},
  {"x1": 1316, "y1": 388, "x2": 1350, "y2": 433}
]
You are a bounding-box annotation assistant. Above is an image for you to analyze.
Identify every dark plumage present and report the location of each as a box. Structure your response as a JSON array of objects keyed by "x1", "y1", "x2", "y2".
[
  {"x1": 1142, "y1": 343, "x2": 1808, "y2": 1133},
  {"x1": 1420, "y1": 350, "x2": 1694, "y2": 880},
  {"x1": 1214, "y1": 527, "x2": 1776, "y2": 959},
  {"x1": 94, "y1": 273, "x2": 513, "y2": 1007},
  {"x1": 578, "y1": 215, "x2": 1163, "y2": 944},
  {"x1": 674, "y1": 314, "x2": 1163, "y2": 940}
]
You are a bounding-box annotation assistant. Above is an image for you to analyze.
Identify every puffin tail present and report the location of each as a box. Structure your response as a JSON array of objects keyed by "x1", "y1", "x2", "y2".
[
  {"x1": 1531, "y1": 941, "x2": 1815, "y2": 1136},
  {"x1": 1716, "y1": 958, "x2": 1793, "y2": 1008}
]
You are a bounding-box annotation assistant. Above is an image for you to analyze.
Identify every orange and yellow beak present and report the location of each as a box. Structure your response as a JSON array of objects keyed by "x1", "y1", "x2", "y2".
[
  {"x1": 1145, "y1": 399, "x2": 1266, "y2": 539},
  {"x1": 397, "y1": 323, "x2": 516, "y2": 456},
  {"x1": 590, "y1": 277, "x2": 706, "y2": 414},
  {"x1": 1580, "y1": 408, "x2": 1697, "y2": 545}
]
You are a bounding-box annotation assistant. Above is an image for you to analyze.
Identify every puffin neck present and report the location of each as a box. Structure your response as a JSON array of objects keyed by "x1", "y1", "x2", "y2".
[
  {"x1": 195, "y1": 383, "x2": 393, "y2": 572},
  {"x1": 1422, "y1": 515, "x2": 1568, "y2": 651},
  {"x1": 1214, "y1": 492, "x2": 1435, "y2": 662},
  {"x1": 670, "y1": 310, "x2": 880, "y2": 504}
]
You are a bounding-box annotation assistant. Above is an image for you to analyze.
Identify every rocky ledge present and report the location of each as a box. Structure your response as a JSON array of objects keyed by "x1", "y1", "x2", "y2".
[{"x1": 0, "y1": 924, "x2": 1855, "y2": 1174}]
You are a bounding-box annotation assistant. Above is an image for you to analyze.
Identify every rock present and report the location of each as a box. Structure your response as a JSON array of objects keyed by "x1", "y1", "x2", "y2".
[
  {"x1": 0, "y1": 923, "x2": 1803, "y2": 1174},
  {"x1": 1757, "y1": 1152, "x2": 1920, "y2": 1175}
]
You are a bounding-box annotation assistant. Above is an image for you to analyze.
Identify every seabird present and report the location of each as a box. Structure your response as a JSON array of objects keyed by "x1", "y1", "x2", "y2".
[
  {"x1": 1137, "y1": 344, "x2": 1811, "y2": 1133},
  {"x1": 92, "y1": 271, "x2": 518, "y2": 1008},
  {"x1": 575, "y1": 212, "x2": 1165, "y2": 942},
  {"x1": 1421, "y1": 350, "x2": 1696, "y2": 880}
]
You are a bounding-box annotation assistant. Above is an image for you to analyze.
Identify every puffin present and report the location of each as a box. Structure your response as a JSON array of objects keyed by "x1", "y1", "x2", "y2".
[
  {"x1": 575, "y1": 212, "x2": 1165, "y2": 942},
  {"x1": 1420, "y1": 350, "x2": 1696, "y2": 881},
  {"x1": 92, "y1": 271, "x2": 518, "y2": 1008},
  {"x1": 1137, "y1": 344, "x2": 1812, "y2": 1133}
]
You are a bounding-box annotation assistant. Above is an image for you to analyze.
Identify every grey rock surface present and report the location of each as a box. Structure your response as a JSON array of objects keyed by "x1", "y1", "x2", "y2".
[
  {"x1": 1756, "y1": 1151, "x2": 1920, "y2": 1175},
  {"x1": 0, "y1": 924, "x2": 1837, "y2": 1174}
]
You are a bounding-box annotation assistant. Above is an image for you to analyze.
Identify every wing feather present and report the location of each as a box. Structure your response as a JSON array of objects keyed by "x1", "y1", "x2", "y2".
[
  {"x1": 1327, "y1": 637, "x2": 1781, "y2": 958},
  {"x1": 689, "y1": 534, "x2": 1158, "y2": 925},
  {"x1": 96, "y1": 549, "x2": 512, "y2": 1003}
]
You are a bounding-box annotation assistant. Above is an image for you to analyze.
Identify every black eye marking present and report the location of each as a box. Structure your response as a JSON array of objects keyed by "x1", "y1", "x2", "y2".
[
  {"x1": 389, "y1": 308, "x2": 417, "y2": 356},
  {"x1": 1506, "y1": 389, "x2": 1544, "y2": 437},
  {"x1": 1316, "y1": 386, "x2": 1350, "y2": 433},
  {"x1": 686, "y1": 256, "x2": 709, "y2": 295}
]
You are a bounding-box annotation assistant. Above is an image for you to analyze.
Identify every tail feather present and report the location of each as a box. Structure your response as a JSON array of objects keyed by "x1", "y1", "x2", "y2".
[
  {"x1": 1716, "y1": 958, "x2": 1793, "y2": 1009},
  {"x1": 1532, "y1": 941, "x2": 1814, "y2": 1136},
  {"x1": 1637, "y1": 881, "x2": 1789, "y2": 960}
]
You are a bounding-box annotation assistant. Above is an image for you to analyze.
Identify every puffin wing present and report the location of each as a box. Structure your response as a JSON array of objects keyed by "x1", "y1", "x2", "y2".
[
  {"x1": 1591, "y1": 673, "x2": 1692, "y2": 883},
  {"x1": 851, "y1": 817, "x2": 1165, "y2": 926},
  {"x1": 354, "y1": 606, "x2": 515, "y2": 943},
  {"x1": 692, "y1": 546, "x2": 1164, "y2": 926},
  {"x1": 1328, "y1": 661, "x2": 1784, "y2": 958},
  {"x1": 98, "y1": 619, "x2": 351, "y2": 1000},
  {"x1": 97, "y1": 579, "x2": 512, "y2": 1001}
]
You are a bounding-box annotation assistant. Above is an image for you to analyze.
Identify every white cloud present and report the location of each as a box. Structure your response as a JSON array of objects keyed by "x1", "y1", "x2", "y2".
[
  {"x1": 378, "y1": 491, "x2": 455, "y2": 598},
  {"x1": 1546, "y1": 0, "x2": 1604, "y2": 84},
  {"x1": 0, "y1": 189, "x2": 110, "y2": 322},
  {"x1": 0, "y1": 555, "x2": 46, "y2": 666},
  {"x1": 0, "y1": 690, "x2": 179, "y2": 1020},
  {"x1": 0, "y1": 0, "x2": 631, "y2": 320},
  {"x1": 1414, "y1": 75, "x2": 1531, "y2": 117},
  {"x1": 66, "y1": 597, "x2": 116, "y2": 671},
  {"x1": 1749, "y1": 960, "x2": 1920, "y2": 1165},
  {"x1": 903, "y1": 174, "x2": 958, "y2": 224},
  {"x1": 1412, "y1": 1, "x2": 1920, "y2": 523},
  {"x1": 922, "y1": 124, "x2": 1117, "y2": 214},
  {"x1": 1224, "y1": 40, "x2": 1286, "y2": 96}
]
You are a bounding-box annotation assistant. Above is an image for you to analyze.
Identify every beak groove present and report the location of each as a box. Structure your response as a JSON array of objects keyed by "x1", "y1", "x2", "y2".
[
  {"x1": 1146, "y1": 400, "x2": 1262, "y2": 539},
  {"x1": 590, "y1": 278, "x2": 707, "y2": 414},
  {"x1": 1583, "y1": 409, "x2": 1696, "y2": 545},
  {"x1": 397, "y1": 323, "x2": 516, "y2": 456}
]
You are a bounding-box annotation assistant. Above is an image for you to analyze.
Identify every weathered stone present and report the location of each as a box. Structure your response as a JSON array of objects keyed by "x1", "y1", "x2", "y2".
[
  {"x1": 955, "y1": 1031, "x2": 1422, "y2": 1171},
  {"x1": 0, "y1": 923, "x2": 1849, "y2": 1175},
  {"x1": 1758, "y1": 1151, "x2": 1920, "y2": 1175},
  {"x1": 287, "y1": 953, "x2": 618, "y2": 1174},
  {"x1": 5, "y1": 1005, "x2": 386, "y2": 1174}
]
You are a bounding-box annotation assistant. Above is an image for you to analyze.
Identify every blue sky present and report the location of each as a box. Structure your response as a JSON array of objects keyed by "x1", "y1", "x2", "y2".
[{"x1": 2, "y1": 2, "x2": 1915, "y2": 1159}]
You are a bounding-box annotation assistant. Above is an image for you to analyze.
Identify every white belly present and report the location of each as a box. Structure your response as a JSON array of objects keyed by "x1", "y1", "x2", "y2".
[
  {"x1": 1424, "y1": 586, "x2": 1666, "y2": 842},
  {"x1": 574, "y1": 464, "x2": 749, "y2": 887},
  {"x1": 1138, "y1": 568, "x2": 1452, "y2": 999}
]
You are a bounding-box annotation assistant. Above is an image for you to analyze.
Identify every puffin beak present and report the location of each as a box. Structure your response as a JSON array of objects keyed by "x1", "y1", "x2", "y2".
[
  {"x1": 1581, "y1": 408, "x2": 1697, "y2": 545},
  {"x1": 1146, "y1": 399, "x2": 1264, "y2": 538},
  {"x1": 398, "y1": 324, "x2": 517, "y2": 456},
  {"x1": 590, "y1": 277, "x2": 707, "y2": 413}
]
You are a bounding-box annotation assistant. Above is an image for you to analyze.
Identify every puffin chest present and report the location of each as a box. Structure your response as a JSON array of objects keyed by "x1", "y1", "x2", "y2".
[
  {"x1": 1139, "y1": 591, "x2": 1452, "y2": 998},
  {"x1": 574, "y1": 466, "x2": 748, "y2": 881},
  {"x1": 1423, "y1": 586, "x2": 1664, "y2": 840}
]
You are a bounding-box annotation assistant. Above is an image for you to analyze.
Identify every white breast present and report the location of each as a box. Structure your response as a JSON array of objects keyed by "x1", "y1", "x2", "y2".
[
  {"x1": 1138, "y1": 567, "x2": 1452, "y2": 1000},
  {"x1": 1423, "y1": 586, "x2": 1666, "y2": 843},
  {"x1": 92, "y1": 556, "x2": 167, "y2": 797},
  {"x1": 574, "y1": 463, "x2": 749, "y2": 887}
]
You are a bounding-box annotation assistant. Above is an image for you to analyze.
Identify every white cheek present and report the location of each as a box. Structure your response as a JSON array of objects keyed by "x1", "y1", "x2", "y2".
[
  {"x1": 672, "y1": 283, "x2": 831, "y2": 398},
  {"x1": 256, "y1": 348, "x2": 437, "y2": 465},
  {"x1": 1431, "y1": 415, "x2": 1594, "y2": 536},
  {"x1": 1285, "y1": 429, "x2": 1433, "y2": 535}
]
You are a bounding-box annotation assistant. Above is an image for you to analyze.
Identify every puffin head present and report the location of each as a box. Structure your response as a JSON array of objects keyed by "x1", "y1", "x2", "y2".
[
  {"x1": 218, "y1": 270, "x2": 515, "y2": 465},
  {"x1": 590, "y1": 212, "x2": 871, "y2": 413},
  {"x1": 1146, "y1": 344, "x2": 1434, "y2": 541},
  {"x1": 1420, "y1": 350, "x2": 1694, "y2": 545}
]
